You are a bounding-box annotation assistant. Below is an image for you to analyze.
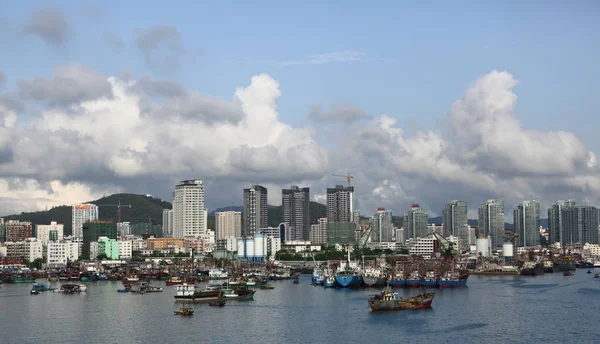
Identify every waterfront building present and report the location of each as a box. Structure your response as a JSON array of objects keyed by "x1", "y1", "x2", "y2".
[
  {"x1": 243, "y1": 185, "x2": 268, "y2": 238},
  {"x1": 561, "y1": 205, "x2": 599, "y2": 246},
  {"x1": 442, "y1": 200, "x2": 468, "y2": 247},
  {"x1": 514, "y1": 200, "x2": 541, "y2": 247},
  {"x1": 5, "y1": 238, "x2": 43, "y2": 261},
  {"x1": 173, "y1": 179, "x2": 206, "y2": 238},
  {"x1": 82, "y1": 222, "x2": 117, "y2": 259},
  {"x1": 370, "y1": 208, "x2": 393, "y2": 242},
  {"x1": 282, "y1": 186, "x2": 310, "y2": 241},
  {"x1": 403, "y1": 205, "x2": 428, "y2": 239},
  {"x1": 36, "y1": 221, "x2": 64, "y2": 245},
  {"x1": 478, "y1": 199, "x2": 505, "y2": 248},
  {"x1": 309, "y1": 218, "x2": 328, "y2": 245},
  {"x1": 162, "y1": 209, "x2": 173, "y2": 237},
  {"x1": 118, "y1": 240, "x2": 132, "y2": 260},
  {"x1": 215, "y1": 210, "x2": 242, "y2": 239},
  {"x1": 72, "y1": 204, "x2": 99, "y2": 239},
  {"x1": 146, "y1": 237, "x2": 185, "y2": 250},
  {"x1": 5, "y1": 221, "x2": 33, "y2": 242},
  {"x1": 47, "y1": 241, "x2": 80, "y2": 267},
  {"x1": 90, "y1": 237, "x2": 119, "y2": 260},
  {"x1": 548, "y1": 200, "x2": 576, "y2": 245},
  {"x1": 326, "y1": 185, "x2": 355, "y2": 244}
]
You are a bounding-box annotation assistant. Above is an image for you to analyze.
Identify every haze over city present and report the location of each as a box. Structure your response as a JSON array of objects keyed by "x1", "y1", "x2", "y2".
[{"x1": 1, "y1": 1, "x2": 599, "y2": 220}]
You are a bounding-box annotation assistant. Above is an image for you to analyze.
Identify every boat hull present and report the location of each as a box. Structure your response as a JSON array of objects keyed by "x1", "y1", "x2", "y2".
[
  {"x1": 335, "y1": 274, "x2": 362, "y2": 288},
  {"x1": 389, "y1": 279, "x2": 406, "y2": 287},
  {"x1": 438, "y1": 278, "x2": 468, "y2": 288},
  {"x1": 420, "y1": 280, "x2": 437, "y2": 288},
  {"x1": 363, "y1": 276, "x2": 387, "y2": 287},
  {"x1": 369, "y1": 293, "x2": 435, "y2": 311},
  {"x1": 405, "y1": 279, "x2": 421, "y2": 288}
]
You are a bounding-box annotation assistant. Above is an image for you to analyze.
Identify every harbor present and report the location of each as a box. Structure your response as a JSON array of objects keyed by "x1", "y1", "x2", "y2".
[{"x1": 1, "y1": 271, "x2": 599, "y2": 343}]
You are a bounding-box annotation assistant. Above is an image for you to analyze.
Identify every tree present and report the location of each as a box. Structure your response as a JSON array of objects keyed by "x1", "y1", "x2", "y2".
[
  {"x1": 96, "y1": 253, "x2": 108, "y2": 261},
  {"x1": 28, "y1": 258, "x2": 44, "y2": 269}
]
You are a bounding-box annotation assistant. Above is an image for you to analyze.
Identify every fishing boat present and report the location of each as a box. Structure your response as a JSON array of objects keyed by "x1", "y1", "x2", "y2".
[
  {"x1": 174, "y1": 283, "x2": 221, "y2": 302},
  {"x1": 47, "y1": 274, "x2": 59, "y2": 282},
  {"x1": 363, "y1": 267, "x2": 388, "y2": 288},
  {"x1": 588, "y1": 270, "x2": 592, "y2": 274},
  {"x1": 324, "y1": 276, "x2": 336, "y2": 288},
  {"x1": 117, "y1": 288, "x2": 130, "y2": 293},
  {"x1": 563, "y1": 271, "x2": 574, "y2": 276},
  {"x1": 405, "y1": 271, "x2": 421, "y2": 288},
  {"x1": 293, "y1": 279, "x2": 299, "y2": 284},
  {"x1": 208, "y1": 295, "x2": 226, "y2": 307},
  {"x1": 57, "y1": 283, "x2": 86, "y2": 293},
  {"x1": 222, "y1": 285, "x2": 255, "y2": 301},
  {"x1": 30, "y1": 289, "x2": 40, "y2": 295},
  {"x1": 123, "y1": 275, "x2": 140, "y2": 284},
  {"x1": 174, "y1": 307, "x2": 194, "y2": 316},
  {"x1": 31, "y1": 283, "x2": 54, "y2": 292},
  {"x1": 260, "y1": 284, "x2": 275, "y2": 290},
  {"x1": 389, "y1": 272, "x2": 406, "y2": 287},
  {"x1": 165, "y1": 276, "x2": 184, "y2": 286},
  {"x1": 594, "y1": 273, "x2": 599, "y2": 278},
  {"x1": 420, "y1": 271, "x2": 437, "y2": 288},
  {"x1": 8, "y1": 275, "x2": 36, "y2": 284},
  {"x1": 368, "y1": 287, "x2": 435, "y2": 311},
  {"x1": 438, "y1": 272, "x2": 469, "y2": 288}
]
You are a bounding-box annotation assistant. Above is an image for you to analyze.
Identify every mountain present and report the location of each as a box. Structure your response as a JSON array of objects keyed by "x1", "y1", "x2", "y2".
[
  {"x1": 3, "y1": 193, "x2": 172, "y2": 236},
  {"x1": 209, "y1": 206, "x2": 243, "y2": 215}
]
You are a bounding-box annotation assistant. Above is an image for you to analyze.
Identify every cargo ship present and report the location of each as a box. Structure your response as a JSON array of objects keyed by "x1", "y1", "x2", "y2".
[
  {"x1": 438, "y1": 272, "x2": 469, "y2": 288},
  {"x1": 362, "y1": 267, "x2": 387, "y2": 287},
  {"x1": 420, "y1": 271, "x2": 437, "y2": 288},
  {"x1": 368, "y1": 287, "x2": 435, "y2": 311},
  {"x1": 405, "y1": 271, "x2": 421, "y2": 288},
  {"x1": 335, "y1": 270, "x2": 362, "y2": 288},
  {"x1": 389, "y1": 272, "x2": 406, "y2": 287}
]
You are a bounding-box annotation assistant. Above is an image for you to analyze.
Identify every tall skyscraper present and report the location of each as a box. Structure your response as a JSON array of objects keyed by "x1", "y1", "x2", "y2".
[
  {"x1": 162, "y1": 209, "x2": 173, "y2": 237},
  {"x1": 282, "y1": 186, "x2": 310, "y2": 241},
  {"x1": 514, "y1": 200, "x2": 540, "y2": 247},
  {"x1": 548, "y1": 200, "x2": 575, "y2": 245},
  {"x1": 403, "y1": 204, "x2": 428, "y2": 239},
  {"x1": 442, "y1": 200, "x2": 468, "y2": 246},
  {"x1": 243, "y1": 185, "x2": 268, "y2": 237},
  {"x1": 72, "y1": 204, "x2": 99, "y2": 239},
  {"x1": 326, "y1": 185, "x2": 355, "y2": 244},
  {"x1": 478, "y1": 199, "x2": 505, "y2": 248},
  {"x1": 172, "y1": 180, "x2": 206, "y2": 238},
  {"x1": 215, "y1": 211, "x2": 242, "y2": 239},
  {"x1": 371, "y1": 208, "x2": 393, "y2": 242},
  {"x1": 561, "y1": 205, "x2": 599, "y2": 246}
]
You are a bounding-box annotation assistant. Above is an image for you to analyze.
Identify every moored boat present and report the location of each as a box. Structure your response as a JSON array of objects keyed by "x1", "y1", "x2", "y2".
[
  {"x1": 260, "y1": 284, "x2": 275, "y2": 290},
  {"x1": 174, "y1": 283, "x2": 221, "y2": 302},
  {"x1": 563, "y1": 271, "x2": 574, "y2": 276},
  {"x1": 362, "y1": 267, "x2": 387, "y2": 288},
  {"x1": 438, "y1": 272, "x2": 469, "y2": 288},
  {"x1": 420, "y1": 271, "x2": 437, "y2": 288},
  {"x1": 32, "y1": 283, "x2": 54, "y2": 292},
  {"x1": 368, "y1": 288, "x2": 435, "y2": 311},
  {"x1": 405, "y1": 271, "x2": 421, "y2": 288},
  {"x1": 165, "y1": 276, "x2": 184, "y2": 286},
  {"x1": 324, "y1": 276, "x2": 336, "y2": 288}
]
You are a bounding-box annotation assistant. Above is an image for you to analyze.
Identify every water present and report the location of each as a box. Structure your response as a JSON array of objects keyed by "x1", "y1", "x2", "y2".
[{"x1": 1, "y1": 272, "x2": 599, "y2": 344}]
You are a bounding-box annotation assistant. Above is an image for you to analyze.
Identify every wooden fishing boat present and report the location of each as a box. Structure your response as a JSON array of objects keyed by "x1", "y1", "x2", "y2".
[
  {"x1": 368, "y1": 287, "x2": 435, "y2": 311},
  {"x1": 174, "y1": 307, "x2": 194, "y2": 316}
]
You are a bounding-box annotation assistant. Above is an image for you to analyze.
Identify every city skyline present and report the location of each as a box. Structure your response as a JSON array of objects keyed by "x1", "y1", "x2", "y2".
[{"x1": 0, "y1": 2, "x2": 599, "y2": 224}]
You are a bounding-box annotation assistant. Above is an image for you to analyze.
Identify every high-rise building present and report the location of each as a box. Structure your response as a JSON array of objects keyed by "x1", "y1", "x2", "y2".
[
  {"x1": 478, "y1": 199, "x2": 505, "y2": 248},
  {"x1": 172, "y1": 180, "x2": 206, "y2": 238},
  {"x1": 514, "y1": 200, "x2": 540, "y2": 247},
  {"x1": 326, "y1": 185, "x2": 355, "y2": 244},
  {"x1": 561, "y1": 205, "x2": 599, "y2": 246},
  {"x1": 82, "y1": 222, "x2": 117, "y2": 259},
  {"x1": 403, "y1": 205, "x2": 428, "y2": 239},
  {"x1": 5, "y1": 220, "x2": 33, "y2": 242},
  {"x1": 371, "y1": 208, "x2": 393, "y2": 242},
  {"x1": 282, "y1": 186, "x2": 310, "y2": 241},
  {"x1": 309, "y1": 218, "x2": 328, "y2": 245},
  {"x1": 215, "y1": 211, "x2": 242, "y2": 239},
  {"x1": 162, "y1": 209, "x2": 173, "y2": 237},
  {"x1": 243, "y1": 185, "x2": 268, "y2": 237},
  {"x1": 72, "y1": 204, "x2": 99, "y2": 239},
  {"x1": 442, "y1": 201, "x2": 468, "y2": 247},
  {"x1": 117, "y1": 222, "x2": 131, "y2": 236},
  {"x1": 548, "y1": 200, "x2": 576, "y2": 245},
  {"x1": 36, "y1": 222, "x2": 64, "y2": 244}
]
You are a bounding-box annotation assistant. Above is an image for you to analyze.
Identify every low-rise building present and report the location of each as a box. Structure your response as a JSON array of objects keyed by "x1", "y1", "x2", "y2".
[
  {"x1": 147, "y1": 237, "x2": 185, "y2": 250},
  {"x1": 118, "y1": 240, "x2": 133, "y2": 260},
  {"x1": 5, "y1": 238, "x2": 43, "y2": 261},
  {"x1": 47, "y1": 241, "x2": 80, "y2": 267},
  {"x1": 281, "y1": 240, "x2": 321, "y2": 253}
]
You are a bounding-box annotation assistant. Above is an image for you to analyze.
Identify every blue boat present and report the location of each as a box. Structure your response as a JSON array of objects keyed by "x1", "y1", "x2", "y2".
[
  {"x1": 32, "y1": 283, "x2": 54, "y2": 291},
  {"x1": 335, "y1": 271, "x2": 362, "y2": 288},
  {"x1": 117, "y1": 289, "x2": 130, "y2": 293},
  {"x1": 389, "y1": 279, "x2": 406, "y2": 287},
  {"x1": 438, "y1": 273, "x2": 469, "y2": 288},
  {"x1": 324, "y1": 276, "x2": 336, "y2": 288},
  {"x1": 420, "y1": 272, "x2": 438, "y2": 288}
]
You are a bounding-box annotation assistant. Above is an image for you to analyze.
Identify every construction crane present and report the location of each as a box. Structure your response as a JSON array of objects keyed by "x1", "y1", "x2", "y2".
[
  {"x1": 331, "y1": 173, "x2": 354, "y2": 185},
  {"x1": 426, "y1": 231, "x2": 457, "y2": 259},
  {"x1": 96, "y1": 200, "x2": 132, "y2": 223}
]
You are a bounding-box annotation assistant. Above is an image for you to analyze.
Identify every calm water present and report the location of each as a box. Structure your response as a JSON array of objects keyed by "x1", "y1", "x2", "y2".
[{"x1": 1, "y1": 272, "x2": 599, "y2": 344}]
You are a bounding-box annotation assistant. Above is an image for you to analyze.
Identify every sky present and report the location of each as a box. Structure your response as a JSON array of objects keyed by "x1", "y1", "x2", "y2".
[{"x1": 0, "y1": 1, "x2": 599, "y2": 220}]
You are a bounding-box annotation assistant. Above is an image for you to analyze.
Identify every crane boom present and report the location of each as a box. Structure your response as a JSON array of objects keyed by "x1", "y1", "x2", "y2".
[{"x1": 331, "y1": 173, "x2": 354, "y2": 185}]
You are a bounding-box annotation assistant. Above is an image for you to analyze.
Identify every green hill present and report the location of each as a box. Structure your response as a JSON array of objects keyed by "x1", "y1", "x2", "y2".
[{"x1": 3, "y1": 193, "x2": 172, "y2": 236}]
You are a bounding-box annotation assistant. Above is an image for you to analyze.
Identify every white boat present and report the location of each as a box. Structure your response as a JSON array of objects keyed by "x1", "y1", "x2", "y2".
[
  {"x1": 209, "y1": 268, "x2": 229, "y2": 279},
  {"x1": 78, "y1": 283, "x2": 87, "y2": 292}
]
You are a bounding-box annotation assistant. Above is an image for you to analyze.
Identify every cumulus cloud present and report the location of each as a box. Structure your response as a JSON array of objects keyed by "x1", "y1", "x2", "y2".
[
  {"x1": 309, "y1": 102, "x2": 372, "y2": 123},
  {"x1": 1, "y1": 67, "x2": 599, "y2": 218},
  {"x1": 18, "y1": 63, "x2": 113, "y2": 106},
  {"x1": 23, "y1": 5, "x2": 69, "y2": 45},
  {"x1": 135, "y1": 25, "x2": 184, "y2": 70},
  {"x1": 0, "y1": 66, "x2": 329, "y2": 212}
]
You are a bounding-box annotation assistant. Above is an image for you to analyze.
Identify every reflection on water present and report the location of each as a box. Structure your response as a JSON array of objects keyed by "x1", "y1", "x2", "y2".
[{"x1": 0, "y1": 272, "x2": 599, "y2": 344}]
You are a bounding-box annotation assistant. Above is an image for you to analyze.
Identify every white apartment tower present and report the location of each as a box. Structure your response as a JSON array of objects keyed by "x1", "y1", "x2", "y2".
[
  {"x1": 162, "y1": 209, "x2": 173, "y2": 237},
  {"x1": 72, "y1": 204, "x2": 99, "y2": 239},
  {"x1": 215, "y1": 211, "x2": 242, "y2": 239},
  {"x1": 36, "y1": 221, "x2": 64, "y2": 245},
  {"x1": 172, "y1": 180, "x2": 206, "y2": 238}
]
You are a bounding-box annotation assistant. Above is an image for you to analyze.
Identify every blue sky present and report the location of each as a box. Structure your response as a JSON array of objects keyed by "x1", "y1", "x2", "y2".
[
  {"x1": 2, "y1": 1, "x2": 599, "y2": 139},
  {"x1": 1, "y1": 1, "x2": 600, "y2": 216}
]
